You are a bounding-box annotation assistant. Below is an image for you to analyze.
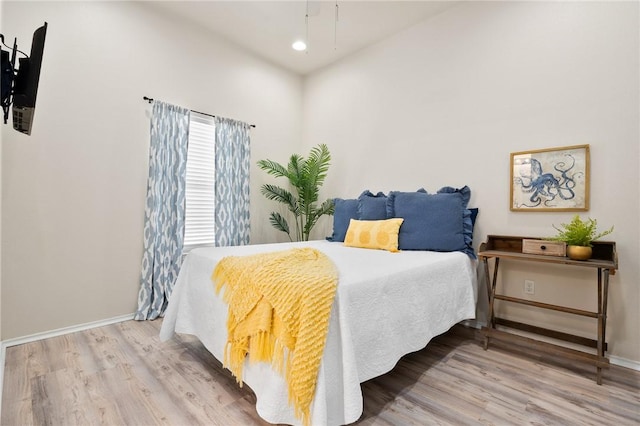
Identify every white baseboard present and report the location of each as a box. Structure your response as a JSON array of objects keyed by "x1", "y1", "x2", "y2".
[
  {"x1": 460, "y1": 319, "x2": 484, "y2": 329},
  {"x1": 1, "y1": 313, "x2": 135, "y2": 349},
  {"x1": 609, "y1": 355, "x2": 640, "y2": 371},
  {"x1": 0, "y1": 313, "x2": 135, "y2": 419}
]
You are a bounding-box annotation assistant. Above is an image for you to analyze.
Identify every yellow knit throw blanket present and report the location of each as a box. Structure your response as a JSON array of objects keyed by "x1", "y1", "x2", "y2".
[{"x1": 212, "y1": 247, "x2": 338, "y2": 426}]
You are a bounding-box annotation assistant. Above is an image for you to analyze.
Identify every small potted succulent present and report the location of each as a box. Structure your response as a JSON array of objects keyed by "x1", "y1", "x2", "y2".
[{"x1": 548, "y1": 214, "x2": 614, "y2": 260}]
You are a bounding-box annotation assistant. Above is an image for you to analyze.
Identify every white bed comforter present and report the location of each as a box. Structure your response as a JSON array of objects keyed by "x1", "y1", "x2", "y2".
[{"x1": 160, "y1": 240, "x2": 477, "y2": 426}]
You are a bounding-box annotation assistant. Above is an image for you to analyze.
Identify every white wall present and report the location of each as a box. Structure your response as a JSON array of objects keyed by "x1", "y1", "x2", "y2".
[
  {"x1": 303, "y1": 1, "x2": 640, "y2": 362},
  {"x1": 0, "y1": 1, "x2": 3, "y2": 341},
  {"x1": 0, "y1": 1, "x2": 302, "y2": 339}
]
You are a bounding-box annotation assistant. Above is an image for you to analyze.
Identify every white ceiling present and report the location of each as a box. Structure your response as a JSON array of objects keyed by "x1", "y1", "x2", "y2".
[{"x1": 149, "y1": 1, "x2": 460, "y2": 75}]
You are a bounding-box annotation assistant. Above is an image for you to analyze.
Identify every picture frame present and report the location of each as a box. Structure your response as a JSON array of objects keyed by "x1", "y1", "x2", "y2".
[{"x1": 510, "y1": 144, "x2": 590, "y2": 212}]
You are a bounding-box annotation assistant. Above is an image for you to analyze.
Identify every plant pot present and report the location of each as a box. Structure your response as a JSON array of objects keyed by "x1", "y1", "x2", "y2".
[{"x1": 567, "y1": 245, "x2": 592, "y2": 261}]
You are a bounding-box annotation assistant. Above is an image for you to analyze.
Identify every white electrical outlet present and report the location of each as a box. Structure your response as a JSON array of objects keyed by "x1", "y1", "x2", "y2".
[{"x1": 524, "y1": 279, "x2": 535, "y2": 295}]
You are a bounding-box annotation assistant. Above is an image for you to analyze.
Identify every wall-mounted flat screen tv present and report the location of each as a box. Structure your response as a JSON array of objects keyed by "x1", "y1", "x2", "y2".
[{"x1": 1, "y1": 22, "x2": 48, "y2": 135}]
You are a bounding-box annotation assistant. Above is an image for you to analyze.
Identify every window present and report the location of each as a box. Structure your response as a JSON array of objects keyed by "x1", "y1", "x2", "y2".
[{"x1": 183, "y1": 112, "x2": 216, "y2": 252}]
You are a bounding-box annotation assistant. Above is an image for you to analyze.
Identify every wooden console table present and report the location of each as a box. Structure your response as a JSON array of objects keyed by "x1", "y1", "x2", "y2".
[{"x1": 478, "y1": 235, "x2": 618, "y2": 384}]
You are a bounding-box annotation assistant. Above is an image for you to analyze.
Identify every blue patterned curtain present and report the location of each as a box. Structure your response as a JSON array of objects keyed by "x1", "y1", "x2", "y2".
[
  {"x1": 214, "y1": 117, "x2": 251, "y2": 246},
  {"x1": 135, "y1": 101, "x2": 190, "y2": 320}
]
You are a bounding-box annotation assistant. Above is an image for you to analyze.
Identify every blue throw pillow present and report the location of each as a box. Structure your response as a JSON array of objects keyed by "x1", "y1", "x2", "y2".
[
  {"x1": 357, "y1": 190, "x2": 388, "y2": 220},
  {"x1": 469, "y1": 207, "x2": 479, "y2": 230},
  {"x1": 387, "y1": 186, "x2": 475, "y2": 258},
  {"x1": 327, "y1": 198, "x2": 359, "y2": 242}
]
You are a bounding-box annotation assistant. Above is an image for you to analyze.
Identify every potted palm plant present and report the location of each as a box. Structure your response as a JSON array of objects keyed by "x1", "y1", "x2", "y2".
[
  {"x1": 548, "y1": 215, "x2": 614, "y2": 260},
  {"x1": 257, "y1": 144, "x2": 334, "y2": 241}
]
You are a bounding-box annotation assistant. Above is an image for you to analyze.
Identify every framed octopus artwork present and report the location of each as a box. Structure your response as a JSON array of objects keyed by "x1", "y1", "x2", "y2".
[{"x1": 510, "y1": 144, "x2": 590, "y2": 212}]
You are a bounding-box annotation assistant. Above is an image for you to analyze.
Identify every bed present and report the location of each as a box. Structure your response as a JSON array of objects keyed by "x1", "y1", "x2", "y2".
[{"x1": 159, "y1": 239, "x2": 478, "y2": 425}]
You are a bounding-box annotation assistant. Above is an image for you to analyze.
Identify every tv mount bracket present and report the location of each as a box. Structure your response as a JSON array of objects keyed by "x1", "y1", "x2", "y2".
[{"x1": 1, "y1": 33, "x2": 19, "y2": 125}]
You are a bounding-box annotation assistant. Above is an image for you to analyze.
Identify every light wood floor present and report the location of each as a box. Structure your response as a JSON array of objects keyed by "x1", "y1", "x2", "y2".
[{"x1": 2, "y1": 319, "x2": 639, "y2": 425}]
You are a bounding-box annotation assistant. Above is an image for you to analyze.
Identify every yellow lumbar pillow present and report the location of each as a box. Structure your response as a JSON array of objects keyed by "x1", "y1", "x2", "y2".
[{"x1": 344, "y1": 218, "x2": 404, "y2": 252}]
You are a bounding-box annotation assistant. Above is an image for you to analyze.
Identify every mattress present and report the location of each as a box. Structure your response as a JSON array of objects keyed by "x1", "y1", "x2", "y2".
[{"x1": 160, "y1": 240, "x2": 477, "y2": 425}]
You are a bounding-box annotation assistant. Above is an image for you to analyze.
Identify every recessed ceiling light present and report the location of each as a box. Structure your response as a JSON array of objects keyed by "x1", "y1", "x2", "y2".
[{"x1": 292, "y1": 40, "x2": 307, "y2": 51}]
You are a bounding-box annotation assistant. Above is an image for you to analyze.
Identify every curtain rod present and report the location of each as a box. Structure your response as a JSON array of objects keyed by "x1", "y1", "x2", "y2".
[{"x1": 143, "y1": 96, "x2": 256, "y2": 128}]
